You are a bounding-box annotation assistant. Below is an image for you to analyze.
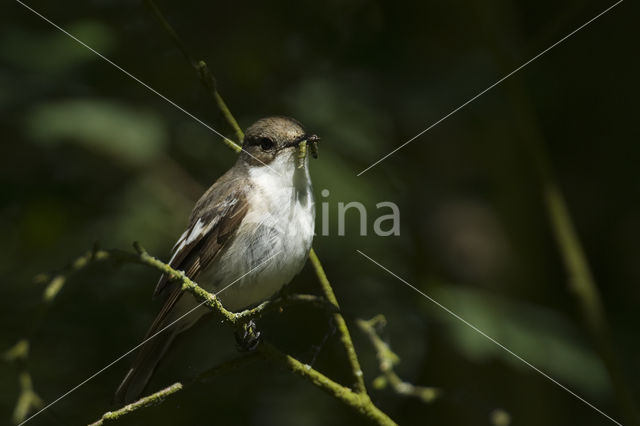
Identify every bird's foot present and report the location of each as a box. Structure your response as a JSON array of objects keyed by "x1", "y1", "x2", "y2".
[{"x1": 235, "y1": 319, "x2": 261, "y2": 351}]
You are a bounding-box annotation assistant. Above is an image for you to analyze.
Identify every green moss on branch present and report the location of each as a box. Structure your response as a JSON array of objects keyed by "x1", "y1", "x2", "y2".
[
  {"x1": 89, "y1": 383, "x2": 183, "y2": 425},
  {"x1": 357, "y1": 316, "x2": 439, "y2": 403}
]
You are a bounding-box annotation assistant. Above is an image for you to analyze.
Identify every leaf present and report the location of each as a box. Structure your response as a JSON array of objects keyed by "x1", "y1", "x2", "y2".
[
  {"x1": 427, "y1": 283, "x2": 611, "y2": 397},
  {"x1": 25, "y1": 99, "x2": 168, "y2": 165}
]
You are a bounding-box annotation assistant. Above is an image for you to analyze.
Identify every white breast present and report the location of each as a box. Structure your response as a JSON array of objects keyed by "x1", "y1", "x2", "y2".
[{"x1": 202, "y1": 153, "x2": 315, "y2": 311}]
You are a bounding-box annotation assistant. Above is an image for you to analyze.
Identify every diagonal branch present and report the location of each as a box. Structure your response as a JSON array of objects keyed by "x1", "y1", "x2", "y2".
[
  {"x1": 89, "y1": 352, "x2": 262, "y2": 425},
  {"x1": 80, "y1": 244, "x2": 395, "y2": 425},
  {"x1": 309, "y1": 250, "x2": 367, "y2": 394},
  {"x1": 258, "y1": 342, "x2": 394, "y2": 425},
  {"x1": 89, "y1": 383, "x2": 183, "y2": 426}
]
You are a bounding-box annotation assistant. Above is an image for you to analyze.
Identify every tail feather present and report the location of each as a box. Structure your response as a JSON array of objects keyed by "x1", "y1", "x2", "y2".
[
  {"x1": 114, "y1": 329, "x2": 178, "y2": 404},
  {"x1": 115, "y1": 288, "x2": 208, "y2": 403}
]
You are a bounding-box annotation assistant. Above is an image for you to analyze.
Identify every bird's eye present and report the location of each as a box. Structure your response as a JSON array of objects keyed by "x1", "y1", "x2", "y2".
[{"x1": 259, "y1": 137, "x2": 275, "y2": 151}]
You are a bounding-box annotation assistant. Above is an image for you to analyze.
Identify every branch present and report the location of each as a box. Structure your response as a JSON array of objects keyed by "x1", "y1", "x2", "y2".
[
  {"x1": 36, "y1": 244, "x2": 108, "y2": 304},
  {"x1": 90, "y1": 352, "x2": 262, "y2": 425},
  {"x1": 143, "y1": 0, "x2": 244, "y2": 147},
  {"x1": 356, "y1": 316, "x2": 439, "y2": 403},
  {"x1": 89, "y1": 383, "x2": 182, "y2": 426},
  {"x1": 12, "y1": 372, "x2": 42, "y2": 425},
  {"x1": 131, "y1": 242, "x2": 336, "y2": 326},
  {"x1": 90, "y1": 336, "x2": 398, "y2": 426},
  {"x1": 74, "y1": 244, "x2": 395, "y2": 425},
  {"x1": 258, "y1": 342, "x2": 395, "y2": 425},
  {"x1": 309, "y1": 250, "x2": 367, "y2": 394},
  {"x1": 126, "y1": 244, "x2": 392, "y2": 422},
  {"x1": 5, "y1": 242, "x2": 337, "y2": 423},
  {"x1": 4, "y1": 341, "x2": 42, "y2": 425},
  {"x1": 4, "y1": 245, "x2": 108, "y2": 424},
  {"x1": 29, "y1": 243, "x2": 333, "y2": 329}
]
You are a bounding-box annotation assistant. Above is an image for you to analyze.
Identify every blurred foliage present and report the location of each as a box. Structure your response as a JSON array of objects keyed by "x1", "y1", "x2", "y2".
[
  {"x1": 430, "y1": 283, "x2": 609, "y2": 395},
  {"x1": 27, "y1": 100, "x2": 167, "y2": 165},
  {"x1": 1, "y1": 0, "x2": 639, "y2": 425},
  {"x1": 0, "y1": 20, "x2": 114, "y2": 72}
]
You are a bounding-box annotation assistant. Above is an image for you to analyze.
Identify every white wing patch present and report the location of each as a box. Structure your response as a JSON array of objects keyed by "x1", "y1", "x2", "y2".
[
  {"x1": 168, "y1": 218, "x2": 211, "y2": 265},
  {"x1": 187, "y1": 218, "x2": 206, "y2": 244},
  {"x1": 171, "y1": 229, "x2": 189, "y2": 252},
  {"x1": 167, "y1": 201, "x2": 235, "y2": 266}
]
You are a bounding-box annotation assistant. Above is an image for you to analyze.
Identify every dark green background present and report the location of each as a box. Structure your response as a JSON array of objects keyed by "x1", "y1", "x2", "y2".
[{"x1": 1, "y1": 0, "x2": 638, "y2": 425}]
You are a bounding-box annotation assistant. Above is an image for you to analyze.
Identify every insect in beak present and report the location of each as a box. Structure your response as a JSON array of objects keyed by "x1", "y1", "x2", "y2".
[{"x1": 296, "y1": 134, "x2": 320, "y2": 168}]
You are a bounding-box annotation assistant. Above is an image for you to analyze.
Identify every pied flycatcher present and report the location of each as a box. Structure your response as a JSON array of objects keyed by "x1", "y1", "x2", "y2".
[{"x1": 115, "y1": 116, "x2": 318, "y2": 402}]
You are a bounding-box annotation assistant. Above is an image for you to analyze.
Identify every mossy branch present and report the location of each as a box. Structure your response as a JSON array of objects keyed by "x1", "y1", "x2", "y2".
[
  {"x1": 17, "y1": 241, "x2": 394, "y2": 425},
  {"x1": 89, "y1": 383, "x2": 183, "y2": 426},
  {"x1": 356, "y1": 316, "x2": 440, "y2": 403},
  {"x1": 89, "y1": 352, "x2": 262, "y2": 425},
  {"x1": 309, "y1": 249, "x2": 367, "y2": 394},
  {"x1": 132, "y1": 242, "x2": 338, "y2": 326},
  {"x1": 68, "y1": 244, "x2": 395, "y2": 425},
  {"x1": 129, "y1": 244, "x2": 391, "y2": 423},
  {"x1": 3, "y1": 243, "x2": 342, "y2": 424},
  {"x1": 258, "y1": 342, "x2": 395, "y2": 425},
  {"x1": 88, "y1": 328, "x2": 398, "y2": 426}
]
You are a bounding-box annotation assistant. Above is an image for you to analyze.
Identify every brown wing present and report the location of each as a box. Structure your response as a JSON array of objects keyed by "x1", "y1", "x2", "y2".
[
  {"x1": 143, "y1": 187, "x2": 248, "y2": 339},
  {"x1": 154, "y1": 190, "x2": 247, "y2": 297},
  {"x1": 116, "y1": 183, "x2": 250, "y2": 403}
]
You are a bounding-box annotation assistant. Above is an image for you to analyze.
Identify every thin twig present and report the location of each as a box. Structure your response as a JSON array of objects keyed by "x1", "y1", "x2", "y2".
[
  {"x1": 88, "y1": 383, "x2": 183, "y2": 426},
  {"x1": 5, "y1": 245, "x2": 106, "y2": 424},
  {"x1": 4, "y1": 341, "x2": 43, "y2": 425},
  {"x1": 144, "y1": 0, "x2": 244, "y2": 147},
  {"x1": 356, "y1": 316, "x2": 439, "y2": 403},
  {"x1": 89, "y1": 352, "x2": 262, "y2": 425}
]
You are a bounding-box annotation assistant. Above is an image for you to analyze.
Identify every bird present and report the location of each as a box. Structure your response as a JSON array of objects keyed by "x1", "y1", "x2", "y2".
[{"x1": 115, "y1": 116, "x2": 318, "y2": 403}]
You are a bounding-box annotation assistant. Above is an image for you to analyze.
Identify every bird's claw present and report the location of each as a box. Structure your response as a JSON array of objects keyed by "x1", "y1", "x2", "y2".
[{"x1": 235, "y1": 319, "x2": 261, "y2": 351}]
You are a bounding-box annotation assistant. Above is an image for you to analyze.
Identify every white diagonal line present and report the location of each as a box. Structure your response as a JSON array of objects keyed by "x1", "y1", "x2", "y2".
[
  {"x1": 356, "y1": 249, "x2": 623, "y2": 426},
  {"x1": 356, "y1": 0, "x2": 624, "y2": 176},
  {"x1": 18, "y1": 251, "x2": 281, "y2": 426},
  {"x1": 14, "y1": 0, "x2": 283, "y2": 177}
]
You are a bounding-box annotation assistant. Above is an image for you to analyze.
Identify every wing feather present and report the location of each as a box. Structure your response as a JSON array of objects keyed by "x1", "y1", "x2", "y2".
[{"x1": 144, "y1": 187, "x2": 248, "y2": 340}]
